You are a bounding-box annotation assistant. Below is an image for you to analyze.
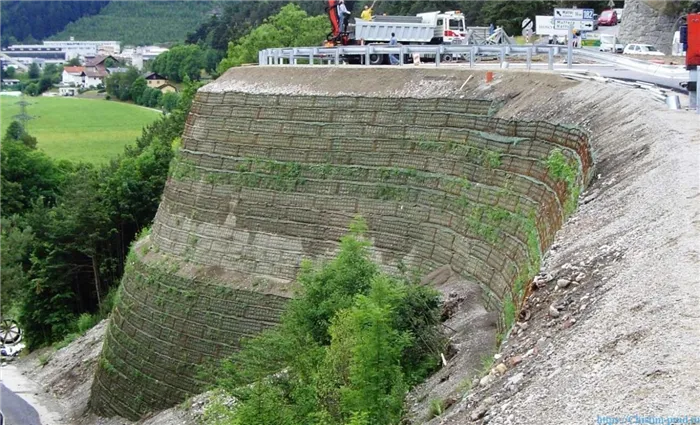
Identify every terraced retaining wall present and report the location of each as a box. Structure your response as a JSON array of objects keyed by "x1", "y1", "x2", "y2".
[{"x1": 91, "y1": 77, "x2": 594, "y2": 420}]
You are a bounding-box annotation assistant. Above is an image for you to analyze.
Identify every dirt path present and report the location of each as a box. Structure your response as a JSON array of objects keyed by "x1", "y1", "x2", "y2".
[
  {"x1": 1, "y1": 363, "x2": 69, "y2": 425},
  {"x1": 1, "y1": 381, "x2": 41, "y2": 425}
]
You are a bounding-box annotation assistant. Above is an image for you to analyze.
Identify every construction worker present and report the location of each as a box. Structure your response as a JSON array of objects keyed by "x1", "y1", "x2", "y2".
[
  {"x1": 361, "y1": 1, "x2": 375, "y2": 20},
  {"x1": 361, "y1": 4, "x2": 372, "y2": 20},
  {"x1": 337, "y1": 0, "x2": 351, "y2": 33},
  {"x1": 389, "y1": 32, "x2": 399, "y2": 65}
]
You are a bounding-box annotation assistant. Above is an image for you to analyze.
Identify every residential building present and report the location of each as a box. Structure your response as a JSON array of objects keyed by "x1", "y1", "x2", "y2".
[
  {"x1": 158, "y1": 83, "x2": 178, "y2": 93},
  {"x1": 83, "y1": 69, "x2": 106, "y2": 88},
  {"x1": 144, "y1": 72, "x2": 178, "y2": 93},
  {"x1": 62, "y1": 66, "x2": 85, "y2": 85},
  {"x1": 145, "y1": 72, "x2": 168, "y2": 89},
  {"x1": 81, "y1": 55, "x2": 120, "y2": 88}
]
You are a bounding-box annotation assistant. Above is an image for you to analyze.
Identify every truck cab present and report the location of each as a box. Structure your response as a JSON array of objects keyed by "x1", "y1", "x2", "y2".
[{"x1": 417, "y1": 11, "x2": 467, "y2": 43}]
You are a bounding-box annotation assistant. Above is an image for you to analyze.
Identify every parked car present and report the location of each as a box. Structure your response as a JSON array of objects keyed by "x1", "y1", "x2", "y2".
[
  {"x1": 623, "y1": 43, "x2": 665, "y2": 56},
  {"x1": 598, "y1": 10, "x2": 618, "y2": 26},
  {"x1": 599, "y1": 35, "x2": 624, "y2": 53},
  {"x1": 592, "y1": 14, "x2": 600, "y2": 30}
]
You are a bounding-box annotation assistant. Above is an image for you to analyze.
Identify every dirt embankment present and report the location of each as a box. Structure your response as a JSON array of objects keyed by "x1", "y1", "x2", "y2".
[{"x1": 426, "y1": 72, "x2": 700, "y2": 424}]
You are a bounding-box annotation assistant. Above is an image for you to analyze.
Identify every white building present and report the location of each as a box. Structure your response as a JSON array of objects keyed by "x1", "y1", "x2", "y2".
[
  {"x1": 117, "y1": 46, "x2": 168, "y2": 70},
  {"x1": 1, "y1": 45, "x2": 66, "y2": 67},
  {"x1": 58, "y1": 83, "x2": 77, "y2": 96},
  {"x1": 62, "y1": 66, "x2": 85, "y2": 85},
  {"x1": 82, "y1": 71, "x2": 104, "y2": 88},
  {"x1": 43, "y1": 38, "x2": 121, "y2": 60}
]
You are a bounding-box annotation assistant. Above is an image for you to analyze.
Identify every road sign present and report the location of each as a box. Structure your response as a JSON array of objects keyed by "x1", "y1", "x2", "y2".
[
  {"x1": 554, "y1": 19, "x2": 595, "y2": 31},
  {"x1": 522, "y1": 17, "x2": 533, "y2": 31},
  {"x1": 535, "y1": 15, "x2": 568, "y2": 36},
  {"x1": 554, "y1": 8, "x2": 594, "y2": 21}
]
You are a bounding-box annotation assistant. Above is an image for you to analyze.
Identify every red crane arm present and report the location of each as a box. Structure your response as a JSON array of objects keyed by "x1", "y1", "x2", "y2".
[{"x1": 327, "y1": 0, "x2": 340, "y2": 38}]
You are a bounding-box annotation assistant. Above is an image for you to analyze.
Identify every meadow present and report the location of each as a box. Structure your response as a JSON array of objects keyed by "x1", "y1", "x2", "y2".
[{"x1": 1, "y1": 96, "x2": 161, "y2": 163}]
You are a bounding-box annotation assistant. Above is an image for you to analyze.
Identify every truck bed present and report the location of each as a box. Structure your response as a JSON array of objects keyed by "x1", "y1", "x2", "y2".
[{"x1": 354, "y1": 18, "x2": 435, "y2": 43}]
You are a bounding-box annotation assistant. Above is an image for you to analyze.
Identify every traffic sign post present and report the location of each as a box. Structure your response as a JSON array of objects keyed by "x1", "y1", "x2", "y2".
[
  {"x1": 553, "y1": 8, "x2": 595, "y2": 33},
  {"x1": 554, "y1": 8, "x2": 594, "y2": 20},
  {"x1": 554, "y1": 20, "x2": 594, "y2": 31}
]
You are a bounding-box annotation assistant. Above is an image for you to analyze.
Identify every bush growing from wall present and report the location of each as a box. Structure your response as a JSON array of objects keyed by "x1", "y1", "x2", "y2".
[{"x1": 209, "y1": 218, "x2": 445, "y2": 425}]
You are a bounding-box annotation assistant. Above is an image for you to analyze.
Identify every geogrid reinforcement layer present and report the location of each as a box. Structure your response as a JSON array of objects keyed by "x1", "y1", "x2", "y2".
[{"x1": 90, "y1": 91, "x2": 593, "y2": 419}]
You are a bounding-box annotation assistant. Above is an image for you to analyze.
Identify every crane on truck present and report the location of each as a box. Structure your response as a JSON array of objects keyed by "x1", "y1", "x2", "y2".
[{"x1": 325, "y1": 0, "x2": 468, "y2": 63}]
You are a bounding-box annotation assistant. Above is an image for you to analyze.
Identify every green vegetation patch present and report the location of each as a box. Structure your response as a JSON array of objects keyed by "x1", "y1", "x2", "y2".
[
  {"x1": 0, "y1": 97, "x2": 160, "y2": 163},
  {"x1": 203, "y1": 218, "x2": 445, "y2": 425},
  {"x1": 50, "y1": 2, "x2": 218, "y2": 46}
]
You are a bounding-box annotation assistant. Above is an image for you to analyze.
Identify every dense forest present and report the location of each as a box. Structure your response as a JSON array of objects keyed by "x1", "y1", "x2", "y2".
[
  {"x1": 0, "y1": 79, "x2": 201, "y2": 349},
  {"x1": 50, "y1": 1, "x2": 218, "y2": 46},
  {"x1": 0, "y1": 1, "x2": 108, "y2": 46}
]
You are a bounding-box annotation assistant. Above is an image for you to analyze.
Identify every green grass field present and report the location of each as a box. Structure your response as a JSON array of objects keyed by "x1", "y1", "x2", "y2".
[{"x1": 1, "y1": 96, "x2": 160, "y2": 163}]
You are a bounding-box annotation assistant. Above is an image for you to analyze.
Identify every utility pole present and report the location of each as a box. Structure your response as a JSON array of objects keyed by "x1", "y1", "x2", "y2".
[
  {"x1": 13, "y1": 95, "x2": 34, "y2": 132},
  {"x1": 567, "y1": 24, "x2": 574, "y2": 69}
]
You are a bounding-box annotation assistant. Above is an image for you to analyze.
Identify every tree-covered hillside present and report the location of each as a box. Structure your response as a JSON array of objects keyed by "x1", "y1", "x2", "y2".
[
  {"x1": 50, "y1": 1, "x2": 219, "y2": 46},
  {"x1": 1, "y1": 1, "x2": 108, "y2": 46}
]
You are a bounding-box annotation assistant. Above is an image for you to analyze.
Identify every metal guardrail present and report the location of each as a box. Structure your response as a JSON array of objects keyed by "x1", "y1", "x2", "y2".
[
  {"x1": 573, "y1": 49, "x2": 689, "y2": 80},
  {"x1": 259, "y1": 44, "x2": 570, "y2": 70}
]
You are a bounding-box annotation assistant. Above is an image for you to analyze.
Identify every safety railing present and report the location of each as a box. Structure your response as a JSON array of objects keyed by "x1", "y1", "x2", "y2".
[
  {"x1": 259, "y1": 44, "x2": 571, "y2": 70},
  {"x1": 573, "y1": 49, "x2": 689, "y2": 80}
]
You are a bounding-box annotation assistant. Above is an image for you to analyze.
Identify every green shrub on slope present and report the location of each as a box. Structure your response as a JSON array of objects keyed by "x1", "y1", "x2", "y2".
[{"x1": 208, "y1": 218, "x2": 445, "y2": 425}]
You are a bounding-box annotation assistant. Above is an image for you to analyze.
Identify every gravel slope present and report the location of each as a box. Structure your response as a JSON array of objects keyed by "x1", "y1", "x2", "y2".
[{"x1": 431, "y1": 78, "x2": 700, "y2": 424}]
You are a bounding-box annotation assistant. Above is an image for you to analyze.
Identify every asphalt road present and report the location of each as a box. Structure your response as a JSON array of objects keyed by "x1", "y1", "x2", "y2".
[{"x1": 1, "y1": 383, "x2": 42, "y2": 425}]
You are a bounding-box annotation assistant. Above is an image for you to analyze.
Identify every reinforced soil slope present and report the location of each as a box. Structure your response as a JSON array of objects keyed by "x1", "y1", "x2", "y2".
[
  {"x1": 17, "y1": 68, "x2": 696, "y2": 425},
  {"x1": 89, "y1": 67, "x2": 593, "y2": 420}
]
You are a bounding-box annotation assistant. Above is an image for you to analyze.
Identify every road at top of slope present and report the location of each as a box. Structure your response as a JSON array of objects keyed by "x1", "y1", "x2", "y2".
[{"x1": 1, "y1": 382, "x2": 41, "y2": 425}]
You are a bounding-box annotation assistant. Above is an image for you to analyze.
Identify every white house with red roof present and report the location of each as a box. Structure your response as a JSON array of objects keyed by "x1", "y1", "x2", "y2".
[{"x1": 62, "y1": 66, "x2": 85, "y2": 86}]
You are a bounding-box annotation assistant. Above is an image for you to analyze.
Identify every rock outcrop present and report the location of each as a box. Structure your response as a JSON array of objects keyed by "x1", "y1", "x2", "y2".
[{"x1": 618, "y1": 0, "x2": 685, "y2": 54}]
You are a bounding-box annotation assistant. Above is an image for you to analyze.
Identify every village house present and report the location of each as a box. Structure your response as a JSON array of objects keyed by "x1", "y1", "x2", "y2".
[
  {"x1": 144, "y1": 72, "x2": 167, "y2": 88},
  {"x1": 81, "y1": 55, "x2": 120, "y2": 88},
  {"x1": 145, "y1": 72, "x2": 178, "y2": 93},
  {"x1": 61, "y1": 66, "x2": 84, "y2": 86}
]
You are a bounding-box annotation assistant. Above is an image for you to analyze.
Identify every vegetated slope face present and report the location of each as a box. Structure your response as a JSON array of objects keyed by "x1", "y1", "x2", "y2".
[
  {"x1": 51, "y1": 1, "x2": 217, "y2": 46},
  {"x1": 89, "y1": 68, "x2": 593, "y2": 420}
]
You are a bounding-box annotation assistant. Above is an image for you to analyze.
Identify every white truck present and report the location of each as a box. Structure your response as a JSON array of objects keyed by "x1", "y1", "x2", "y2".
[
  {"x1": 354, "y1": 11, "x2": 467, "y2": 45},
  {"x1": 599, "y1": 34, "x2": 625, "y2": 53}
]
